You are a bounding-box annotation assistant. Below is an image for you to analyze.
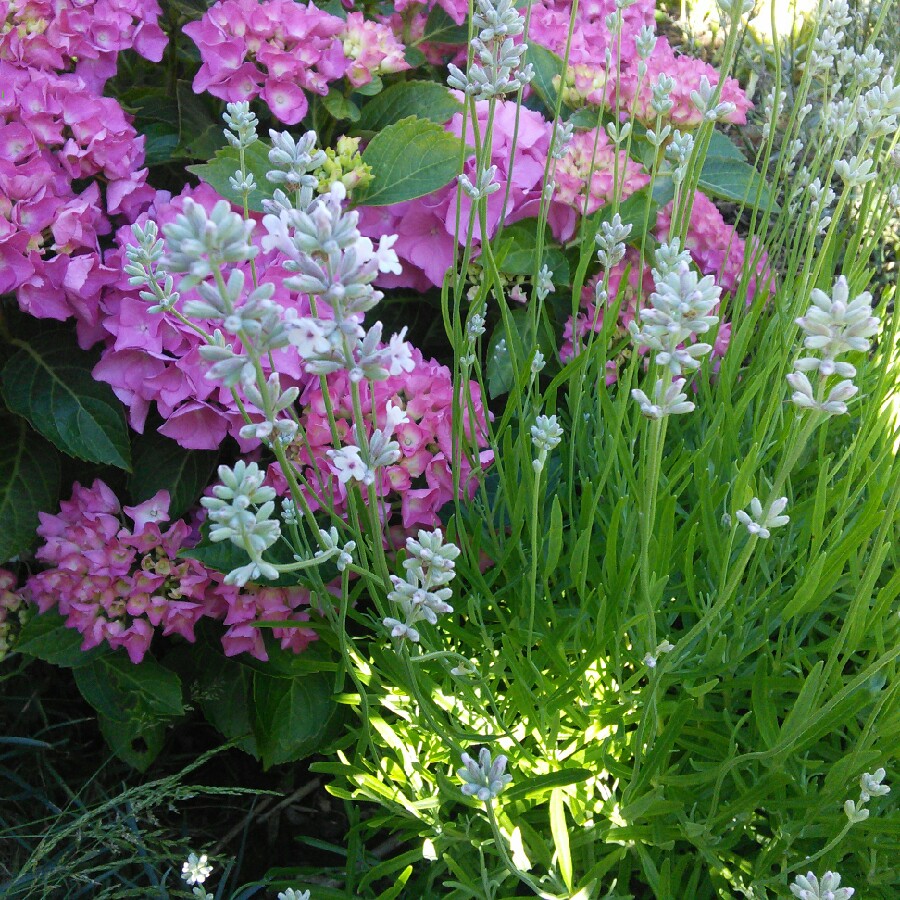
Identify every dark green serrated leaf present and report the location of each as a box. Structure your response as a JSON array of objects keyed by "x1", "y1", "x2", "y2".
[
  {"x1": 495, "y1": 220, "x2": 570, "y2": 285},
  {"x1": 355, "y1": 81, "x2": 462, "y2": 133},
  {"x1": 187, "y1": 140, "x2": 275, "y2": 212},
  {"x1": 129, "y1": 430, "x2": 217, "y2": 520},
  {"x1": 525, "y1": 44, "x2": 565, "y2": 112},
  {"x1": 15, "y1": 611, "x2": 109, "y2": 668},
  {"x1": 354, "y1": 116, "x2": 462, "y2": 206},
  {"x1": 422, "y1": 5, "x2": 469, "y2": 43},
  {"x1": 75, "y1": 653, "x2": 184, "y2": 720},
  {"x1": 1, "y1": 332, "x2": 131, "y2": 470},
  {"x1": 98, "y1": 714, "x2": 166, "y2": 772},
  {"x1": 253, "y1": 670, "x2": 342, "y2": 768},
  {"x1": 73, "y1": 653, "x2": 183, "y2": 769},
  {"x1": 699, "y1": 155, "x2": 779, "y2": 211},
  {"x1": 323, "y1": 89, "x2": 361, "y2": 122},
  {"x1": 176, "y1": 80, "x2": 225, "y2": 160},
  {"x1": 0, "y1": 420, "x2": 59, "y2": 563}
]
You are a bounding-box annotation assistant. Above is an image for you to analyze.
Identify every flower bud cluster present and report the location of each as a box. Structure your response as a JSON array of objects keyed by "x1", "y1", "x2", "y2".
[
  {"x1": 531, "y1": 414, "x2": 563, "y2": 473},
  {"x1": 690, "y1": 75, "x2": 738, "y2": 123},
  {"x1": 790, "y1": 871, "x2": 854, "y2": 900},
  {"x1": 458, "y1": 748, "x2": 512, "y2": 802},
  {"x1": 787, "y1": 276, "x2": 879, "y2": 416},
  {"x1": 0, "y1": 571, "x2": 27, "y2": 662},
  {"x1": 629, "y1": 250, "x2": 721, "y2": 377},
  {"x1": 631, "y1": 378, "x2": 694, "y2": 419},
  {"x1": 124, "y1": 221, "x2": 180, "y2": 313},
  {"x1": 446, "y1": 0, "x2": 533, "y2": 99},
  {"x1": 844, "y1": 767, "x2": 890, "y2": 824},
  {"x1": 383, "y1": 529, "x2": 460, "y2": 644},
  {"x1": 201, "y1": 461, "x2": 282, "y2": 586},
  {"x1": 596, "y1": 214, "x2": 633, "y2": 269}
]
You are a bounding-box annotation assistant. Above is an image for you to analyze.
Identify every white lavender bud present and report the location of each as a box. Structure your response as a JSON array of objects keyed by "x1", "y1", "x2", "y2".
[
  {"x1": 635, "y1": 24, "x2": 656, "y2": 60},
  {"x1": 458, "y1": 165, "x2": 501, "y2": 200},
  {"x1": 223, "y1": 101, "x2": 258, "y2": 150},
  {"x1": 163, "y1": 199, "x2": 257, "y2": 289},
  {"x1": 596, "y1": 214, "x2": 633, "y2": 268},
  {"x1": 859, "y1": 768, "x2": 890, "y2": 803},
  {"x1": 631, "y1": 377, "x2": 695, "y2": 419},
  {"x1": 316, "y1": 527, "x2": 356, "y2": 572},
  {"x1": 834, "y1": 155, "x2": 877, "y2": 187},
  {"x1": 458, "y1": 748, "x2": 512, "y2": 802},
  {"x1": 735, "y1": 497, "x2": 789, "y2": 540}
]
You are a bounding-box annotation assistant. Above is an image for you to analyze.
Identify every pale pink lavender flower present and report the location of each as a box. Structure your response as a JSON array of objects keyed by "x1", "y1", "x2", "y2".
[
  {"x1": 26, "y1": 481, "x2": 317, "y2": 663},
  {"x1": 184, "y1": 0, "x2": 349, "y2": 125}
]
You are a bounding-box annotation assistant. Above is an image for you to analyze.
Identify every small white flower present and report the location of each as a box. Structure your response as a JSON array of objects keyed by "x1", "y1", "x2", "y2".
[
  {"x1": 631, "y1": 377, "x2": 695, "y2": 419},
  {"x1": 278, "y1": 890, "x2": 311, "y2": 900},
  {"x1": 531, "y1": 414, "x2": 563, "y2": 454},
  {"x1": 383, "y1": 616, "x2": 420, "y2": 643},
  {"x1": 735, "y1": 497, "x2": 789, "y2": 540},
  {"x1": 644, "y1": 639, "x2": 675, "y2": 669},
  {"x1": 181, "y1": 853, "x2": 213, "y2": 887},
  {"x1": 859, "y1": 767, "x2": 890, "y2": 802},
  {"x1": 458, "y1": 748, "x2": 513, "y2": 802},
  {"x1": 834, "y1": 155, "x2": 877, "y2": 187},
  {"x1": 843, "y1": 799, "x2": 870, "y2": 823},
  {"x1": 789, "y1": 870, "x2": 854, "y2": 900},
  {"x1": 327, "y1": 445, "x2": 374, "y2": 486}
]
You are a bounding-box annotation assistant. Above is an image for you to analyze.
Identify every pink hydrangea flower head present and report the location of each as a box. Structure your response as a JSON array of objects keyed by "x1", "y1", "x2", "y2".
[
  {"x1": 269, "y1": 343, "x2": 493, "y2": 534},
  {"x1": 619, "y1": 39, "x2": 752, "y2": 127},
  {"x1": 94, "y1": 183, "x2": 318, "y2": 448},
  {"x1": 549, "y1": 127, "x2": 651, "y2": 242},
  {"x1": 27, "y1": 480, "x2": 318, "y2": 663},
  {"x1": 342, "y1": 12, "x2": 410, "y2": 87},
  {"x1": 184, "y1": 0, "x2": 349, "y2": 123},
  {"x1": 0, "y1": 0, "x2": 167, "y2": 86},
  {"x1": 0, "y1": 64, "x2": 153, "y2": 344},
  {"x1": 655, "y1": 192, "x2": 774, "y2": 301}
]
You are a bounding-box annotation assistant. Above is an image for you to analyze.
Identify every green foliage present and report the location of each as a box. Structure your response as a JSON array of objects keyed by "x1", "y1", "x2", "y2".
[
  {"x1": 354, "y1": 81, "x2": 463, "y2": 133},
  {"x1": 0, "y1": 419, "x2": 59, "y2": 563},
  {"x1": 129, "y1": 430, "x2": 217, "y2": 520},
  {"x1": 1, "y1": 331, "x2": 131, "y2": 470},
  {"x1": 188, "y1": 141, "x2": 274, "y2": 212},
  {"x1": 353, "y1": 116, "x2": 464, "y2": 206}
]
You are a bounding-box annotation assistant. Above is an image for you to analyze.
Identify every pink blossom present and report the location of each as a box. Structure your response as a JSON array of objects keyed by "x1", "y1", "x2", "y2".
[
  {"x1": 619, "y1": 40, "x2": 752, "y2": 127},
  {"x1": 184, "y1": 0, "x2": 348, "y2": 124},
  {"x1": 342, "y1": 12, "x2": 410, "y2": 87},
  {"x1": 0, "y1": 0, "x2": 167, "y2": 85},
  {"x1": 26, "y1": 481, "x2": 318, "y2": 663},
  {"x1": 268, "y1": 345, "x2": 492, "y2": 537}
]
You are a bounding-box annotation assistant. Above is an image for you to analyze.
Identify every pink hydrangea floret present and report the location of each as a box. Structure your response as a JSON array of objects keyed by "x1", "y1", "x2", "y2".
[
  {"x1": 26, "y1": 481, "x2": 317, "y2": 663},
  {"x1": 184, "y1": 0, "x2": 349, "y2": 124}
]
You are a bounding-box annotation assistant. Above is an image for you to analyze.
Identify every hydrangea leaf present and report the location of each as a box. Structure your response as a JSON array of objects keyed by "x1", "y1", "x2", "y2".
[
  {"x1": 422, "y1": 5, "x2": 469, "y2": 43},
  {"x1": 252, "y1": 670, "x2": 344, "y2": 768},
  {"x1": 495, "y1": 219, "x2": 570, "y2": 285},
  {"x1": 0, "y1": 420, "x2": 59, "y2": 563},
  {"x1": 74, "y1": 653, "x2": 185, "y2": 770},
  {"x1": 699, "y1": 154, "x2": 779, "y2": 212},
  {"x1": 354, "y1": 116, "x2": 463, "y2": 206},
  {"x1": 1, "y1": 332, "x2": 131, "y2": 470},
  {"x1": 355, "y1": 81, "x2": 462, "y2": 133},
  {"x1": 323, "y1": 88, "x2": 361, "y2": 122},
  {"x1": 129, "y1": 430, "x2": 217, "y2": 520},
  {"x1": 525, "y1": 44, "x2": 565, "y2": 112},
  {"x1": 15, "y1": 611, "x2": 108, "y2": 669},
  {"x1": 187, "y1": 140, "x2": 274, "y2": 213}
]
